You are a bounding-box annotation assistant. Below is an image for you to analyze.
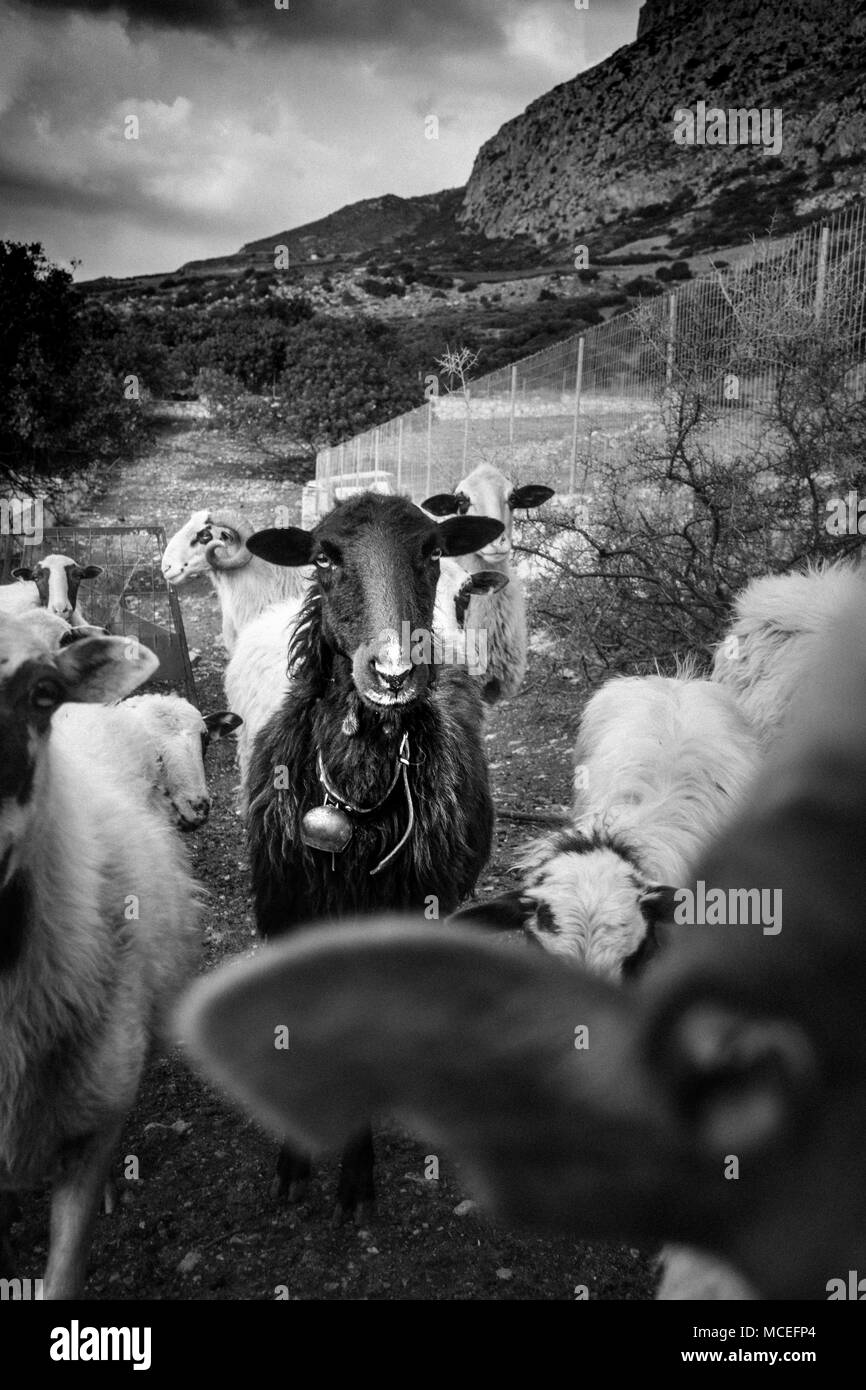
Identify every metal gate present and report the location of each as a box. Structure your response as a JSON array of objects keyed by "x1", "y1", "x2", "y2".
[{"x1": 0, "y1": 524, "x2": 197, "y2": 704}]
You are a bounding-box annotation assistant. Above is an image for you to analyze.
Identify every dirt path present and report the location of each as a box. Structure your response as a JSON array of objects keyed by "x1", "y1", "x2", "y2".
[{"x1": 11, "y1": 427, "x2": 656, "y2": 1301}]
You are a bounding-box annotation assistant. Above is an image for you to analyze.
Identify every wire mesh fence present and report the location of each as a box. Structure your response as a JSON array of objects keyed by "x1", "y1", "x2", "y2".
[
  {"x1": 313, "y1": 201, "x2": 866, "y2": 510},
  {"x1": 0, "y1": 525, "x2": 197, "y2": 702}
]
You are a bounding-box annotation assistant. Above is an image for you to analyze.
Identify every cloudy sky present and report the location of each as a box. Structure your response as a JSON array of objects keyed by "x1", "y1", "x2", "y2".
[{"x1": 0, "y1": 0, "x2": 642, "y2": 281}]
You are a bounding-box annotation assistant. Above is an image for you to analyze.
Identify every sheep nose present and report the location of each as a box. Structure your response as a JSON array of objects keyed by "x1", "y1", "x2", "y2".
[{"x1": 373, "y1": 661, "x2": 413, "y2": 692}]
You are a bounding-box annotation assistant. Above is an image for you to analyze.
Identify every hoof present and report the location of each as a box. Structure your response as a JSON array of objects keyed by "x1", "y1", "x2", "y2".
[
  {"x1": 270, "y1": 1174, "x2": 310, "y2": 1204},
  {"x1": 269, "y1": 1175, "x2": 287, "y2": 1202},
  {"x1": 330, "y1": 1197, "x2": 376, "y2": 1228},
  {"x1": 355, "y1": 1199, "x2": 376, "y2": 1227},
  {"x1": 287, "y1": 1178, "x2": 309, "y2": 1205}
]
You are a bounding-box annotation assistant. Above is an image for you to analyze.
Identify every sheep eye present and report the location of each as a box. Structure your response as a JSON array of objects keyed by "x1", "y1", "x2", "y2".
[
  {"x1": 31, "y1": 679, "x2": 63, "y2": 710},
  {"x1": 315, "y1": 553, "x2": 332, "y2": 570},
  {"x1": 195, "y1": 528, "x2": 212, "y2": 545},
  {"x1": 430, "y1": 548, "x2": 442, "y2": 562}
]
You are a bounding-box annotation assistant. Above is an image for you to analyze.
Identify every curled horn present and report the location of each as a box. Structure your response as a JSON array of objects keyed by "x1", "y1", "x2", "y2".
[{"x1": 204, "y1": 517, "x2": 254, "y2": 571}]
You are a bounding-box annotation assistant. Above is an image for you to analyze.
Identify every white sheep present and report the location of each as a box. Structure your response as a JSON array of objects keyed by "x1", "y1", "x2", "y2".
[
  {"x1": 54, "y1": 694, "x2": 241, "y2": 831},
  {"x1": 0, "y1": 614, "x2": 201, "y2": 1299},
  {"x1": 13, "y1": 609, "x2": 108, "y2": 650},
  {"x1": 224, "y1": 595, "x2": 306, "y2": 807},
  {"x1": 455, "y1": 670, "x2": 760, "y2": 980},
  {"x1": 161, "y1": 510, "x2": 311, "y2": 655},
  {"x1": 176, "y1": 567, "x2": 866, "y2": 1300},
  {"x1": 423, "y1": 464, "x2": 554, "y2": 703},
  {"x1": 712, "y1": 561, "x2": 862, "y2": 753},
  {"x1": 225, "y1": 559, "x2": 507, "y2": 814},
  {"x1": 0, "y1": 553, "x2": 102, "y2": 626}
]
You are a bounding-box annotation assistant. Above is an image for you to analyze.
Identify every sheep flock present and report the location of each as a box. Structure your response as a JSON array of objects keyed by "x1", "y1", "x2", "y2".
[{"x1": 1, "y1": 476, "x2": 864, "y2": 1307}]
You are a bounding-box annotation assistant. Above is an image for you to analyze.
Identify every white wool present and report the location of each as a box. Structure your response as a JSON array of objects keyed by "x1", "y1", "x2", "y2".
[
  {"x1": 520, "y1": 844, "x2": 644, "y2": 980},
  {"x1": 0, "y1": 616, "x2": 200, "y2": 1295},
  {"x1": 12, "y1": 608, "x2": 72, "y2": 647},
  {"x1": 0, "y1": 579, "x2": 41, "y2": 615},
  {"x1": 656, "y1": 1246, "x2": 759, "y2": 1301},
  {"x1": 224, "y1": 596, "x2": 306, "y2": 806},
  {"x1": 1, "y1": 725, "x2": 199, "y2": 1187},
  {"x1": 463, "y1": 562, "x2": 527, "y2": 698},
  {"x1": 516, "y1": 675, "x2": 760, "y2": 981},
  {"x1": 571, "y1": 675, "x2": 759, "y2": 881},
  {"x1": 54, "y1": 693, "x2": 212, "y2": 829},
  {"x1": 712, "y1": 562, "x2": 864, "y2": 753}
]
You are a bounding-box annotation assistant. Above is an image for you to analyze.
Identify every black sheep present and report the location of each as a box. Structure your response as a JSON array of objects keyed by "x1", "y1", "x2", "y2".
[{"x1": 245, "y1": 491, "x2": 502, "y2": 1218}]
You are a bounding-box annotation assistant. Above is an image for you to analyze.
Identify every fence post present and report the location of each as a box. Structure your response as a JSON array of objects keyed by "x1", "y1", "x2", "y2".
[
  {"x1": 569, "y1": 337, "x2": 585, "y2": 494},
  {"x1": 426, "y1": 399, "x2": 433, "y2": 496},
  {"x1": 666, "y1": 292, "x2": 677, "y2": 387},
  {"x1": 374, "y1": 427, "x2": 380, "y2": 473},
  {"x1": 814, "y1": 224, "x2": 830, "y2": 317},
  {"x1": 397, "y1": 417, "x2": 404, "y2": 491},
  {"x1": 509, "y1": 365, "x2": 517, "y2": 443}
]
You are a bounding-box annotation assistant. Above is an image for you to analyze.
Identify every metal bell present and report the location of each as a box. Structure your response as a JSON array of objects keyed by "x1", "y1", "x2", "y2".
[{"x1": 301, "y1": 802, "x2": 353, "y2": 854}]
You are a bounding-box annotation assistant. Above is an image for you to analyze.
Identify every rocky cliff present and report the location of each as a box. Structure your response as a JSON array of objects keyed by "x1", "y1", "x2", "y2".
[{"x1": 460, "y1": 0, "x2": 866, "y2": 253}]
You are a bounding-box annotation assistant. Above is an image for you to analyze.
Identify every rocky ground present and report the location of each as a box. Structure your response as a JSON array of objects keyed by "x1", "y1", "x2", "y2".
[{"x1": 9, "y1": 425, "x2": 657, "y2": 1301}]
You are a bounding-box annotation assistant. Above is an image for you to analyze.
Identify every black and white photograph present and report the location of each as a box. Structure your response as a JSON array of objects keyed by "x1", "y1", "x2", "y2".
[{"x1": 1, "y1": 0, "x2": 865, "y2": 1345}]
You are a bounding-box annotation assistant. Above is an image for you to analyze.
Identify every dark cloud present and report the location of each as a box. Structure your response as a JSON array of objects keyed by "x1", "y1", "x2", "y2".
[
  {"x1": 0, "y1": 161, "x2": 239, "y2": 237},
  {"x1": 11, "y1": 0, "x2": 511, "y2": 49}
]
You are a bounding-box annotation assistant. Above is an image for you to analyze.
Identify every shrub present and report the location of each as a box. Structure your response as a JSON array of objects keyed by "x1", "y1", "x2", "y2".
[
  {"x1": 624, "y1": 276, "x2": 666, "y2": 296},
  {"x1": 524, "y1": 250, "x2": 866, "y2": 679},
  {"x1": 277, "y1": 316, "x2": 423, "y2": 447},
  {"x1": 0, "y1": 241, "x2": 150, "y2": 496},
  {"x1": 360, "y1": 277, "x2": 406, "y2": 299}
]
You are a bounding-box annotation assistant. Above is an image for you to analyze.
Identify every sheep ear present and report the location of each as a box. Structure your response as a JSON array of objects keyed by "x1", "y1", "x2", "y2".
[
  {"x1": 448, "y1": 892, "x2": 535, "y2": 931},
  {"x1": 439, "y1": 516, "x2": 503, "y2": 557},
  {"x1": 422, "y1": 493, "x2": 459, "y2": 517},
  {"x1": 509, "y1": 485, "x2": 554, "y2": 510},
  {"x1": 246, "y1": 527, "x2": 313, "y2": 567},
  {"x1": 204, "y1": 710, "x2": 243, "y2": 738},
  {"x1": 464, "y1": 570, "x2": 509, "y2": 597},
  {"x1": 77, "y1": 564, "x2": 103, "y2": 580},
  {"x1": 54, "y1": 635, "x2": 159, "y2": 702},
  {"x1": 11, "y1": 566, "x2": 35, "y2": 581},
  {"x1": 638, "y1": 884, "x2": 678, "y2": 925},
  {"x1": 176, "y1": 918, "x2": 669, "y2": 1233}
]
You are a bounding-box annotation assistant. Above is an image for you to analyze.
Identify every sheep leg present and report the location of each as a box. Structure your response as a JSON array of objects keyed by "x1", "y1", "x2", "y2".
[
  {"x1": 333, "y1": 1125, "x2": 375, "y2": 1226},
  {"x1": 42, "y1": 1121, "x2": 123, "y2": 1300},
  {"x1": 0, "y1": 1193, "x2": 20, "y2": 1276},
  {"x1": 270, "y1": 1143, "x2": 312, "y2": 1203}
]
